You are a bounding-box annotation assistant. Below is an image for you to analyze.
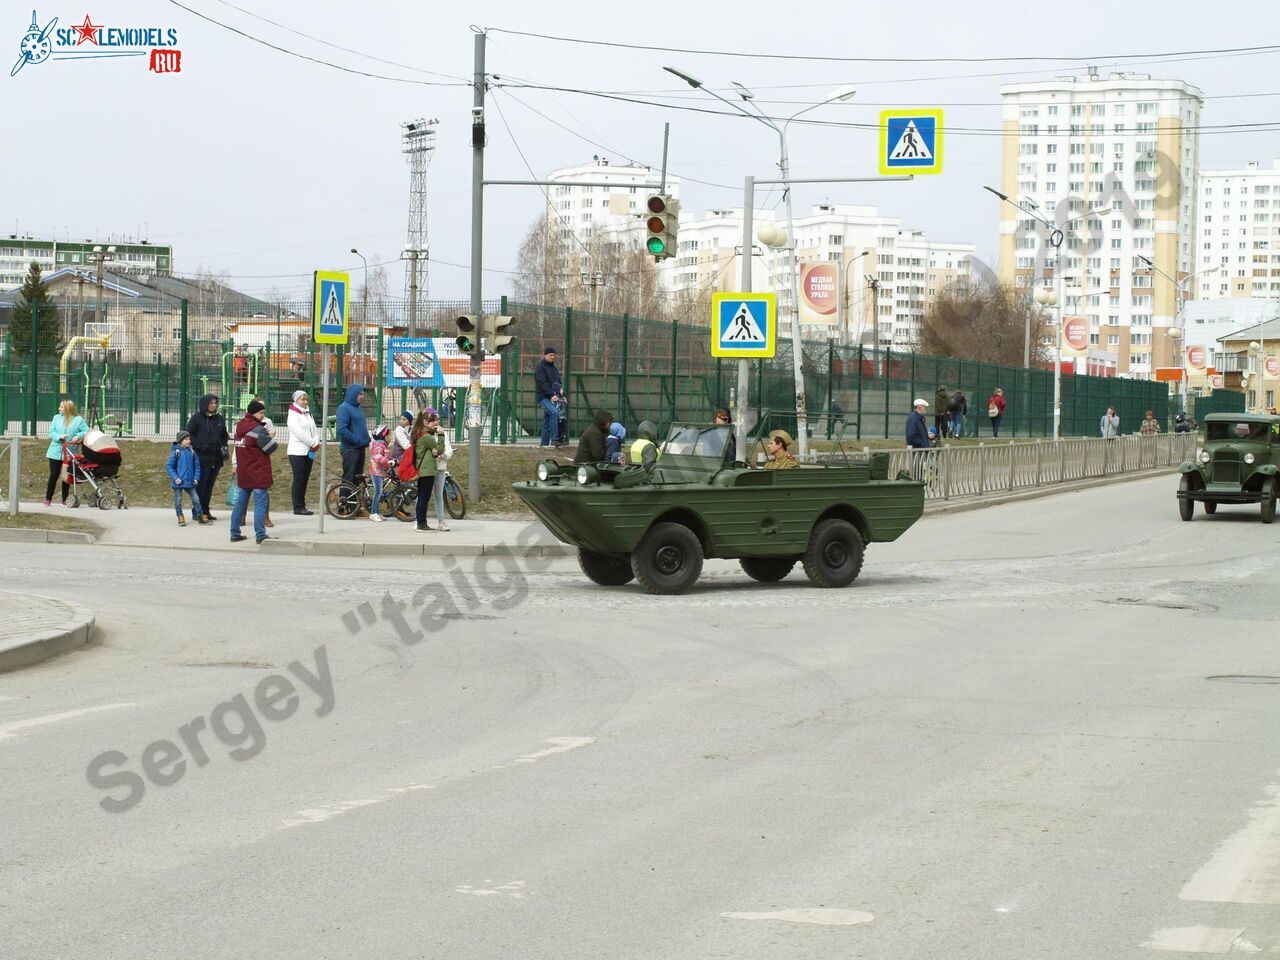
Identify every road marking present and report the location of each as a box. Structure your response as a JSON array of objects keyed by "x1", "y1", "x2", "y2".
[
  {"x1": 0, "y1": 703, "x2": 135, "y2": 742},
  {"x1": 513, "y1": 736, "x2": 595, "y2": 764},
  {"x1": 280, "y1": 783, "x2": 435, "y2": 828},
  {"x1": 1142, "y1": 927, "x2": 1246, "y2": 953},
  {"x1": 1181, "y1": 779, "x2": 1280, "y2": 905},
  {"x1": 457, "y1": 880, "x2": 526, "y2": 899},
  {"x1": 721, "y1": 908, "x2": 874, "y2": 927}
]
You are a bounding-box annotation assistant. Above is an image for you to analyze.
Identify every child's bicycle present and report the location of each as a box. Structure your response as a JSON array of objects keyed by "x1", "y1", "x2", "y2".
[
  {"x1": 325, "y1": 474, "x2": 397, "y2": 520},
  {"x1": 389, "y1": 465, "x2": 466, "y2": 521}
]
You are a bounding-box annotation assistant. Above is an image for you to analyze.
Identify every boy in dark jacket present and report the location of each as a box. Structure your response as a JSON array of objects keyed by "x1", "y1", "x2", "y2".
[
  {"x1": 166, "y1": 432, "x2": 208, "y2": 526},
  {"x1": 336, "y1": 384, "x2": 370, "y2": 486},
  {"x1": 186, "y1": 393, "x2": 228, "y2": 522}
]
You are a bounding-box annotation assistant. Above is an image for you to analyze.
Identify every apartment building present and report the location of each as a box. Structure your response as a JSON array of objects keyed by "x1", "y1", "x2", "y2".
[
  {"x1": 997, "y1": 72, "x2": 1203, "y2": 377},
  {"x1": 0, "y1": 235, "x2": 172, "y2": 291},
  {"x1": 1197, "y1": 159, "x2": 1280, "y2": 300}
]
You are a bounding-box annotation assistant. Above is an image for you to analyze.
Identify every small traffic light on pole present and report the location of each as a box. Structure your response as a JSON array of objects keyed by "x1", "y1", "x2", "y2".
[
  {"x1": 645, "y1": 194, "x2": 679, "y2": 260},
  {"x1": 489, "y1": 315, "x2": 516, "y2": 353},
  {"x1": 455, "y1": 314, "x2": 480, "y2": 354}
]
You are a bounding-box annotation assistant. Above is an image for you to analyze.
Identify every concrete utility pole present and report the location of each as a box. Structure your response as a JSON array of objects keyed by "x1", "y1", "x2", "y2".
[
  {"x1": 736, "y1": 176, "x2": 754, "y2": 462},
  {"x1": 467, "y1": 29, "x2": 486, "y2": 503},
  {"x1": 405, "y1": 249, "x2": 419, "y2": 336},
  {"x1": 89, "y1": 244, "x2": 115, "y2": 331}
]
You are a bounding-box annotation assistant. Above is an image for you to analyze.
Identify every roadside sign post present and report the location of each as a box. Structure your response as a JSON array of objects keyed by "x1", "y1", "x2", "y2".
[
  {"x1": 712, "y1": 290, "x2": 776, "y2": 458},
  {"x1": 312, "y1": 270, "x2": 351, "y2": 534},
  {"x1": 879, "y1": 109, "x2": 944, "y2": 176}
]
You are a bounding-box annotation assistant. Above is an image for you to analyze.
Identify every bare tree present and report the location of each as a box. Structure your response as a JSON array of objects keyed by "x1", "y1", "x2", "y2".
[{"x1": 919, "y1": 276, "x2": 1052, "y2": 367}]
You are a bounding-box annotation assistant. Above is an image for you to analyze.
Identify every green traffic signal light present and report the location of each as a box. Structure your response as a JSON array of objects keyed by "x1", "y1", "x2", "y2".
[
  {"x1": 456, "y1": 335, "x2": 475, "y2": 352},
  {"x1": 646, "y1": 236, "x2": 666, "y2": 255}
]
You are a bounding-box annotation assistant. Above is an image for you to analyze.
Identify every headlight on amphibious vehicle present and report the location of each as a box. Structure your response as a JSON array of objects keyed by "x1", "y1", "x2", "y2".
[
  {"x1": 576, "y1": 465, "x2": 598, "y2": 486},
  {"x1": 1198, "y1": 450, "x2": 1211, "y2": 464},
  {"x1": 536, "y1": 461, "x2": 552, "y2": 481},
  {"x1": 1244, "y1": 453, "x2": 1256, "y2": 465}
]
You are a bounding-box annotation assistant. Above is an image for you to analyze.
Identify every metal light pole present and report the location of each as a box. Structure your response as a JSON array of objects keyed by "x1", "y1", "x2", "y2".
[
  {"x1": 664, "y1": 66, "x2": 854, "y2": 460},
  {"x1": 840, "y1": 250, "x2": 871, "y2": 347},
  {"x1": 467, "y1": 29, "x2": 486, "y2": 503},
  {"x1": 1136, "y1": 256, "x2": 1219, "y2": 412},
  {"x1": 89, "y1": 244, "x2": 115, "y2": 333},
  {"x1": 350, "y1": 248, "x2": 369, "y2": 356}
]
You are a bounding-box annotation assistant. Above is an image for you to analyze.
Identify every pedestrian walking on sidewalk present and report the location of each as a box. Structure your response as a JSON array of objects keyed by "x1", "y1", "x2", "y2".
[
  {"x1": 368, "y1": 426, "x2": 390, "y2": 523},
  {"x1": 934, "y1": 385, "x2": 950, "y2": 439},
  {"x1": 1140, "y1": 410, "x2": 1162, "y2": 435},
  {"x1": 166, "y1": 432, "x2": 208, "y2": 526},
  {"x1": 411, "y1": 410, "x2": 444, "y2": 531},
  {"x1": 987, "y1": 388, "x2": 1006, "y2": 438},
  {"x1": 1100, "y1": 407, "x2": 1120, "y2": 438},
  {"x1": 286, "y1": 389, "x2": 320, "y2": 515},
  {"x1": 229, "y1": 400, "x2": 277, "y2": 545},
  {"x1": 187, "y1": 394, "x2": 228, "y2": 523},
  {"x1": 44, "y1": 399, "x2": 87, "y2": 506},
  {"x1": 534, "y1": 347, "x2": 561, "y2": 448},
  {"x1": 948, "y1": 388, "x2": 968, "y2": 439}
]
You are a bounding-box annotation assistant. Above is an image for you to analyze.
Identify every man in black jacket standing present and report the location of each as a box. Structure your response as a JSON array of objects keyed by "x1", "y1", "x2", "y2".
[
  {"x1": 187, "y1": 393, "x2": 228, "y2": 521},
  {"x1": 534, "y1": 346, "x2": 560, "y2": 448}
]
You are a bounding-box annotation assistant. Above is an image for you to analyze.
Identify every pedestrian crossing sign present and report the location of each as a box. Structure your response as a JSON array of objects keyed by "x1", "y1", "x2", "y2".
[
  {"x1": 313, "y1": 270, "x2": 350, "y2": 345},
  {"x1": 711, "y1": 292, "x2": 776, "y2": 358},
  {"x1": 879, "y1": 109, "x2": 943, "y2": 175}
]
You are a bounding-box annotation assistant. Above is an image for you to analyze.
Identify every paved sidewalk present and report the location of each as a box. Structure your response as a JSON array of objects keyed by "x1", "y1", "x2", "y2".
[
  {"x1": 15, "y1": 500, "x2": 569, "y2": 558},
  {"x1": 0, "y1": 590, "x2": 95, "y2": 672}
]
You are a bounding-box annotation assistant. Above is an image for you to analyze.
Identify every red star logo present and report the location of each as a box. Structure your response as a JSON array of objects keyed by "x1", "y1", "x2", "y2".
[{"x1": 72, "y1": 15, "x2": 101, "y2": 45}]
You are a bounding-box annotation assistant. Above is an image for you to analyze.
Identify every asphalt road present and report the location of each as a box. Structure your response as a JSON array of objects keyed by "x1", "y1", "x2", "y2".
[{"x1": 3, "y1": 475, "x2": 1279, "y2": 959}]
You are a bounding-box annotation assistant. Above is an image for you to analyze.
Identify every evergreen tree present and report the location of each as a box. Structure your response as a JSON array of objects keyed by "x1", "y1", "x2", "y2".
[{"x1": 10, "y1": 263, "x2": 61, "y2": 357}]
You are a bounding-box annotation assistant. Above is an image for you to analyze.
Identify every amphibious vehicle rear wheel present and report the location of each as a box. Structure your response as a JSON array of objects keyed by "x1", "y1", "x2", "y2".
[
  {"x1": 1178, "y1": 477, "x2": 1195, "y2": 522},
  {"x1": 1263, "y1": 479, "x2": 1278, "y2": 525},
  {"x1": 802, "y1": 519, "x2": 865, "y2": 588},
  {"x1": 739, "y1": 557, "x2": 796, "y2": 583},
  {"x1": 1204, "y1": 501, "x2": 1217, "y2": 515},
  {"x1": 631, "y1": 522, "x2": 703, "y2": 595},
  {"x1": 578, "y1": 548, "x2": 635, "y2": 586}
]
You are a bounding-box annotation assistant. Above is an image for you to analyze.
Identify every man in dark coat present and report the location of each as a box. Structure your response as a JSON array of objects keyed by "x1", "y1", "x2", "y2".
[
  {"x1": 186, "y1": 393, "x2": 228, "y2": 522},
  {"x1": 336, "y1": 383, "x2": 369, "y2": 486},
  {"x1": 934, "y1": 385, "x2": 950, "y2": 439},
  {"x1": 534, "y1": 347, "x2": 561, "y2": 448},
  {"x1": 574, "y1": 409, "x2": 612, "y2": 464},
  {"x1": 907, "y1": 399, "x2": 932, "y2": 449},
  {"x1": 230, "y1": 400, "x2": 275, "y2": 544}
]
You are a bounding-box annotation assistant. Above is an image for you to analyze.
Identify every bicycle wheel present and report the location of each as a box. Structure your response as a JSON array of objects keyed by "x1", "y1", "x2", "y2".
[
  {"x1": 443, "y1": 475, "x2": 466, "y2": 520},
  {"x1": 326, "y1": 482, "x2": 360, "y2": 520},
  {"x1": 393, "y1": 486, "x2": 416, "y2": 522},
  {"x1": 376, "y1": 490, "x2": 397, "y2": 518}
]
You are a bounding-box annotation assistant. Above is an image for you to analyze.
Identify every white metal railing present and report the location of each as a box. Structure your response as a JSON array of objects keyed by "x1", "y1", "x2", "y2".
[
  {"x1": 1, "y1": 437, "x2": 19, "y2": 516},
  {"x1": 887, "y1": 433, "x2": 1195, "y2": 502}
]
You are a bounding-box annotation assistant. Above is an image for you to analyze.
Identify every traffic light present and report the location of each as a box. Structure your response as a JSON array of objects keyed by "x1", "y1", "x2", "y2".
[
  {"x1": 455, "y1": 315, "x2": 480, "y2": 354},
  {"x1": 489, "y1": 315, "x2": 516, "y2": 353},
  {"x1": 644, "y1": 194, "x2": 679, "y2": 260}
]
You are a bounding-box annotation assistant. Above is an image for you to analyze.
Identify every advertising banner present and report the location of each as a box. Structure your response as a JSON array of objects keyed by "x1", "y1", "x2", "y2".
[
  {"x1": 387, "y1": 338, "x2": 501, "y2": 388},
  {"x1": 798, "y1": 263, "x2": 840, "y2": 326},
  {"x1": 1061, "y1": 316, "x2": 1089, "y2": 357},
  {"x1": 1266, "y1": 355, "x2": 1280, "y2": 377},
  {"x1": 1186, "y1": 345, "x2": 1207, "y2": 371}
]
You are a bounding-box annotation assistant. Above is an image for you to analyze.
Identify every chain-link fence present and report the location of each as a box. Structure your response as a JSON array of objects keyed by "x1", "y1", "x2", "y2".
[{"x1": 1, "y1": 296, "x2": 1245, "y2": 444}]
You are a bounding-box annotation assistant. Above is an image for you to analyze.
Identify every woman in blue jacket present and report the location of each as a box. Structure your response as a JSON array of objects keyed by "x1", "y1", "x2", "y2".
[{"x1": 45, "y1": 399, "x2": 88, "y2": 506}]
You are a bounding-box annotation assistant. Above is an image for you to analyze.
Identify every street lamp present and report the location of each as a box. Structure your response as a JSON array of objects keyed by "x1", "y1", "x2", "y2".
[
  {"x1": 665, "y1": 65, "x2": 855, "y2": 458},
  {"x1": 1135, "y1": 256, "x2": 1219, "y2": 390},
  {"x1": 350, "y1": 247, "x2": 368, "y2": 354},
  {"x1": 841, "y1": 249, "x2": 871, "y2": 347}
]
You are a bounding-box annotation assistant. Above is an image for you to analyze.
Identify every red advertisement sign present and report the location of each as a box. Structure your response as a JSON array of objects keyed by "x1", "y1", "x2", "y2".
[
  {"x1": 1266, "y1": 355, "x2": 1280, "y2": 377},
  {"x1": 1186, "y1": 345, "x2": 1207, "y2": 371},
  {"x1": 799, "y1": 263, "x2": 840, "y2": 325},
  {"x1": 1062, "y1": 316, "x2": 1089, "y2": 352}
]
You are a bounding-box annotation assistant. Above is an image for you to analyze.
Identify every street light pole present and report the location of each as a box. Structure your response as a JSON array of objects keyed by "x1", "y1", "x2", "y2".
[
  {"x1": 350, "y1": 248, "x2": 368, "y2": 356},
  {"x1": 1136, "y1": 256, "x2": 1219, "y2": 412},
  {"x1": 840, "y1": 250, "x2": 870, "y2": 347}
]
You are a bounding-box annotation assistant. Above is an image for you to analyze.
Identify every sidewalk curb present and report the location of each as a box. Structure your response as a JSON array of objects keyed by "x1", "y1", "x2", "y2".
[
  {"x1": 0, "y1": 528, "x2": 97, "y2": 545},
  {"x1": 0, "y1": 596, "x2": 96, "y2": 673},
  {"x1": 257, "y1": 538, "x2": 570, "y2": 559},
  {"x1": 923, "y1": 466, "x2": 1175, "y2": 516}
]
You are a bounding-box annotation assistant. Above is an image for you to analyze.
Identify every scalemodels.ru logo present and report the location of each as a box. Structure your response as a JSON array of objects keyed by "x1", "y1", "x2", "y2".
[{"x1": 11, "y1": 9, "x2": 183, "y2": 77}]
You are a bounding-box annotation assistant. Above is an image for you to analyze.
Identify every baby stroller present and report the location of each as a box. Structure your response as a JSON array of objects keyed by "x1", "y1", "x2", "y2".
[{"x1": 63, "y1": 428, "x2": 128, "y2": 510}]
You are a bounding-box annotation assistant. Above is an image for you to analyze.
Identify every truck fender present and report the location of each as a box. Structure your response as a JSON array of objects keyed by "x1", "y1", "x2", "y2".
[
  {"x1": 1254, "y1": 463, "x2": 1278, "y2": 477},
  {"x1": 1177, "y1": 461, "x2": 1201, "y2": 475}
]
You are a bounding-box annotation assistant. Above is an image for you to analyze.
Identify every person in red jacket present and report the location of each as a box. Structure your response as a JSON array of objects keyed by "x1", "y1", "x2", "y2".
[
  {"x1": 986, "y1": 387, "x2": 1007, "y2": 438},
  {"x1": 230, "y1": 400, "x2": 275, "y2": 544}
]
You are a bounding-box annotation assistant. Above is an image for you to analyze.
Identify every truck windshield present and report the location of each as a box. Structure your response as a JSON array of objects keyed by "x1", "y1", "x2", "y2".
[
  {"x1": 1206, "y1": 422, "x2": 1271, "y2": 442},
  {"x1": 664, "y1": 425, "x2": 731, "y2": 457}
]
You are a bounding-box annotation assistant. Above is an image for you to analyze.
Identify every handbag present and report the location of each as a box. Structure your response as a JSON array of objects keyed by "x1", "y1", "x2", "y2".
[
  {"x1": 988, "y1": 404, "x2": 999, "y2": 418},
  {"x1": 224, "y1": 481, "x2": 241, "y2": 508}
]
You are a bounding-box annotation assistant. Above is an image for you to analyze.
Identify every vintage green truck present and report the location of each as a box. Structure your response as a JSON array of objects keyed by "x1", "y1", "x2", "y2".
[
  {"x1": 513, "y1": 424, "x2": 925, "y2": 594},
  {"x1": 1177, "y1": 412, "x2": 1280, "y2": 523}
]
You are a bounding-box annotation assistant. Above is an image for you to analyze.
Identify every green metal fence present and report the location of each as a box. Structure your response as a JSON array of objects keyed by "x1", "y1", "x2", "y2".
[{"x1": 0, "y1": 296, "x2": 1247, "y2": 442}]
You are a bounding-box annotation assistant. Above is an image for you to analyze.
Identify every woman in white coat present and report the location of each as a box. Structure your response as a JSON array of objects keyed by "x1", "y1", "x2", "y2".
[{"x1": 286, "y1": 390, "x2": 321, "y2": 515}]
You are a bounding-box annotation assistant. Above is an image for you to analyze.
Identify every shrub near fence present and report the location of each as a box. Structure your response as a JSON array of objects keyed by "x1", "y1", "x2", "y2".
[{"x1": 0, "y1": 296, "x2": 1246, "y2": 443}]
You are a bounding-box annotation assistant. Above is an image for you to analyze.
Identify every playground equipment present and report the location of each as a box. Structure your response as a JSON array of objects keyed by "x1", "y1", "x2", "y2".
[{"x1": 60, "y1": 334, "x2": 110, "y2": 392}]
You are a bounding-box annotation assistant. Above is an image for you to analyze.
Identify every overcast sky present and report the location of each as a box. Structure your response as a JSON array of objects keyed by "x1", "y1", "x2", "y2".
[{"x1": 8, "y1": 0, "x2": 1280, "y2": 302}]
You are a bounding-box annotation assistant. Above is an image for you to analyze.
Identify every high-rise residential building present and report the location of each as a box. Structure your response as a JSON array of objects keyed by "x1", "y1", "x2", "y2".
[
  {"x1": 997, "y1": 72, "x2": 1203, "y2": 377},
  {"x1": 672, "y1": 203, "x2": 972, "y2": 348},
  {"x1": 1197, "y1": 159, "x2": 1280, "y2": 300},
  {"x1": 545, "y1": 157, "x2": 677, "y2": 251},
  {"x1": 0, "y1": 235, "x2": 172, "y2": 290}
]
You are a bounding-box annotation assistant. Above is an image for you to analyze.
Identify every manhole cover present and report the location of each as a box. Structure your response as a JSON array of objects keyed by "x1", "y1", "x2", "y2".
[{"x1": 1206, "y1": 675, "x2": 1280, "y2": 684}]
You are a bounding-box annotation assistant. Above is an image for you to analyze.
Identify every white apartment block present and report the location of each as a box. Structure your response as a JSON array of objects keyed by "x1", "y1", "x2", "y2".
[
  {"x1": 1197, "y1": 159, "x2": 1280, "y2": 300},
  {"x1": 0, "y1": 235, "x2": 173, "y2": 291},
  {"x1": 997, "y1": 73, "x2": 1203, "y2": 377},
  {"x1": 672, "y1": 203, "x2": 972, "y2": 348}
]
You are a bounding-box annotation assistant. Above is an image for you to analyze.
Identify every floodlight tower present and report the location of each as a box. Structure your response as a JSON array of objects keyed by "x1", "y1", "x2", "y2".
[{"x1": 401, "y1": 118, "x2": 438, "y2": 336}]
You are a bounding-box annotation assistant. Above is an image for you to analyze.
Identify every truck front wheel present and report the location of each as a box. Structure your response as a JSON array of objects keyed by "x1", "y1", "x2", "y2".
[
  {"x1": 632, "y1": 523, "x2": 703, "y2": 595},
  {"x1": 802, "y1": 519, "x2": 865, "y2": 588}
]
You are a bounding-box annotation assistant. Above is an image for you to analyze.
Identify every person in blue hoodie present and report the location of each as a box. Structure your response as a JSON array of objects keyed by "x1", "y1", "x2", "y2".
[
  {"x1": 166, "y1": 431, "x2": 209, "y2": 526},
  {"x1": 336, "y1": 383, "x2": 370, "y2": 486}
]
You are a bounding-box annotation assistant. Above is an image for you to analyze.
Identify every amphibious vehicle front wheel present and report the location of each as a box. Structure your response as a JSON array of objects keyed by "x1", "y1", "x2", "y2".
[
  {"x1": 1263, "y1": 479, "x2": 1278, "y2": 524},
  {"x1": 1178, "y1": 477, "x2": 1195, "y2": 522},
  {"x1": 739, "y1": 557, "x2": 796, "y2": 583},
  {"x1": 631, "y1": 522, "x2": 703, "y2": 595},
  {"x1": 1204, "y1": 501, "x2": 1217, "y2": 515},
  {"x1": 802, "y1": 519, "x2": 865, "y2": 588},
  {"x1": 578, "y1": 548, "x2": 635, "y2": 586}
]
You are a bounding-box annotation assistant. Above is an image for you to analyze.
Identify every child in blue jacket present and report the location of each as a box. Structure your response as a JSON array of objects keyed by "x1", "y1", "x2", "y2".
[{"x1": 167, "y1": 431, "x2": 208, "y2": 526}]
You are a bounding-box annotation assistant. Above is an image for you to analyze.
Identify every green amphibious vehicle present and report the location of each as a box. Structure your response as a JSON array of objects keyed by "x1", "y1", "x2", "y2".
[{"x1": 513, "y1": 424, "x2": 924, "y2": 594}]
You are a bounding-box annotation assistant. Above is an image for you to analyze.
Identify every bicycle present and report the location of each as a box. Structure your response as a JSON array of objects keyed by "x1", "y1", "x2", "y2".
[
  {"x1": 325, "y1": 473, "x2": 396, "y2": 520},
  {"x1": 388, "y1": 464, "x2": 466, "y2": 522}
]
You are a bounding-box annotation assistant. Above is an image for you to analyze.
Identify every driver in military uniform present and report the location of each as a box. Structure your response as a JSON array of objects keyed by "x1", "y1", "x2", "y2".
[{"x1": 763, "y1": 430, "x2": 799, "y2": 469}]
